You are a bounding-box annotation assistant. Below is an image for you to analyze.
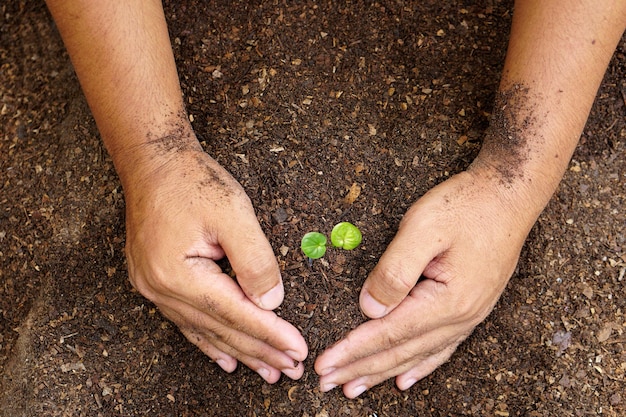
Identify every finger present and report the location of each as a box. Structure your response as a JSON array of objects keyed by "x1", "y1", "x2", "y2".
[
  {"x1": 340, "y1": 342, "x2": 459, "y2": 398},
  {"x1": 319, "y1": 320, "x2": 465, "y2": 397},
  {"x1": 195, "y1": 318, "x2": 305, "y2": 380},
  {"x1": 162, "y1": 301, "x2": 305, "y2": 381},
  {"x1": 188, "y1": 322, "x2": 304, "y2": 382},
  {"x1": 177, "y1": 326, "x2": 237, "y2": 372},
  {"x1": 316, "y1": 280, "x2": 454, "y2": 382},
  {"x1": 318, "y1": 279, "x2": 447, "y2": 374},
  {"x1": 317, "y1": 325, "x2": 443, "y2": 391},
  {"x1": 165, "y1": 256, "x2": 307, "y2": 361},
  {"x1": 395, "y1": 344, "x2": 459, "y2": 390},
  {"x1": 217, "y1": 201, "x2": 285, "y2": 311},
  {"x1": 179, "y1": 327, "x2": 286, "y2": 383},
  {"x1": 359, "y1": 207, "x2": 447, "y2": 319},
  {"x1": 162, "y1": 279, "x2": 307, "y2": 364}
]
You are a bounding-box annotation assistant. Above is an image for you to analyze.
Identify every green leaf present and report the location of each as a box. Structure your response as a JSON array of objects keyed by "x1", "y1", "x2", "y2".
[
  {"x1": 330, "y1": 222, "x2": 362, "y2": 250},
  {"x1": 301, "y1": 232, "x2": 327, "y2": 259}
]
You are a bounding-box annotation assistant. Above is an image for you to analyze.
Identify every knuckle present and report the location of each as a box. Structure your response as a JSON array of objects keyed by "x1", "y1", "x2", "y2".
[
  {"x1": 126, "y1": 250, "x2": 178, "y2": 300},
  {"x1": 215, "y1": 329, "x2": 235, "y2": 348},
  {"x1": 127, "y1": 270, "x2": 158, "y2": 301},
  {"x1": 147, "y1": 270, "x2": 177, "y2": 296},
  {"x1": 372, "y1": 262, "x2": 416, "y2": 298},
  {"x1": 238, "y1": 253, "x2": 276, "y2": 277},
  {"x1": 381, "y1": 315, "x2": 412, "y2": 347},
  {"x1": 199, "y1": 293, "x2": 239, "y2": 327},
  {"x1": 448, "y1": 292, "x2": 489, "y2": 326},
  {"x1": 389, "y1": 344, "x2": 416, "y2": 370},
  {"x1": 236, "y1": 256, "x2": 279, "y2": 293}
]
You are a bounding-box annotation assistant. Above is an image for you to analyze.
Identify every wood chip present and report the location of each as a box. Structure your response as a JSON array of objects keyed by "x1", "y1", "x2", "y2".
[
  {"x1": 368, "y1": 124, "x2": 377, "y2": 136},
  {"x1": 596, "y1": 325, "x2": 612, "y2": 343},
  {"x1": 60, "y1": 362, "x2": 86, "y2": 373},
  {"x1": 581, "y1": 284, "x2": 593, "y2": 299}
]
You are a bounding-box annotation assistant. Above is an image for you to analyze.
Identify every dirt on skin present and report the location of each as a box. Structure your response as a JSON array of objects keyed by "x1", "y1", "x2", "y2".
[
  {"x1": 1, "y1": 1, "x2": 625, "y2": 416},
  {"x1": 479, "y1": 83, "x2": 537, "y2": 184}
]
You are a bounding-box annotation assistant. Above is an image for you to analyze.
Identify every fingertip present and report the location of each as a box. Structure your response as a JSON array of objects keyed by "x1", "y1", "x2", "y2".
[
  {"x1": 396, "y1": 377, "x2": 417, "y2": 391},
  {"x1": 258, "y1": 281, "x2": 284, "y2": 310},
  {"x1": 359, "y1": 289, "x2": 388, "y2": 318},
  {"x1": 257, "y1": 367, "x2": 281, "y2": 384},
  {"x1": 281, "y1": 361, "x2": 305, "y2": 380},
  {"x1": 316, "y1": 366, "x2": 335, "y2": 377},
  {"x1": 216, "y1": 357, "x2": 237, "y2": 373},
  {"x1": 319, "y1": 382, "x2": 337, "y2": 393},
  {"x1": 285, "y1": 348, "x2": 308, "y2": 363},
  {"x1": 314, "y1": 340, "x2": 346, "y2": 376},
  {"x1": 313, "y1": 353, "x2": 333, "y2": 376},
  {"x1": 345, "y1": 384, "x2": 367, "y2": 399}
]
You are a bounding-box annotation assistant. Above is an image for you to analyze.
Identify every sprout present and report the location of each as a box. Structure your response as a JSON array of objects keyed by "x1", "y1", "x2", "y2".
[
  {"x1": 330, "y1": 222, "x2": 362, "y2": 250},
  {"x1": 300, "y1": 232, "x2": 328, "y2": 259},
  {"x1": 301, "y1": 222, "x2": 362, "y2": 262}
]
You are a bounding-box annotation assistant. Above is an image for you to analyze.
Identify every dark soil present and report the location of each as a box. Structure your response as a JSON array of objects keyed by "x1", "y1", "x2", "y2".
[{"x1": 1, "y1": 1, "x2": 625, "y2": 416}]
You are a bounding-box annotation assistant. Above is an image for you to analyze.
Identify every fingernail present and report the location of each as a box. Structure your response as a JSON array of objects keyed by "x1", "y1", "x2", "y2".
[
  {"x1": 361, "y1": 291, "x2": 387, "y2": 318},
  {"x1": 216, "y1": 359, "x2": 232, "y2": 372},
  {"x1": 281, "y1": 366, "x2": 302, "y2": 380},
  {"x1": 320, "y1": 383, "x2": 337, "y2": 392},
  {"x1": 318, "y1": 367, "x2": 335, "y2": 376},
  {"x1": 257, "y1": 367, "x2": 270, "y2": 380},
  {"x1": 351, "y1": 385, "x2": 368, "y2": 398},
  {"x1": 285, "y1": 350, "x2": 303, "y2": 361},
  {"x1": 259, "y1": 283, "x2": 284, "y2": 310},
  {"x1": 403, "y1": 378, "x2": 417, "y2": 390}
]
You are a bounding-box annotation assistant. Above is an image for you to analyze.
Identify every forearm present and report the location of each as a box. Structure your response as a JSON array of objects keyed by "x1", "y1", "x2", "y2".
[
  {"x1": 471, "y1": 0, "x2": 626, "y2": 222},
  {"x1": 45, "y1": 0, "x2": 197, "y2": 183}
]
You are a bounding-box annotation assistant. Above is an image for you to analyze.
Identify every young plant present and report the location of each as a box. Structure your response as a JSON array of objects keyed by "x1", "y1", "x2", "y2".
[
  {"x1": 330, "y1": 222, "x2": 362, "y2": 250},
  {"x1": 300, "y1": 222, "x2": 362, "y2": 261},
  {"x1": 300, "y1": 231, "x2": 328, "y2": 259}
]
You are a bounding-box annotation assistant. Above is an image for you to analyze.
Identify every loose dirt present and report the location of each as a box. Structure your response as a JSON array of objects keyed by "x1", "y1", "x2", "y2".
[{"x1": 1, "y1": 1, "x2": 624, "y2": 416}]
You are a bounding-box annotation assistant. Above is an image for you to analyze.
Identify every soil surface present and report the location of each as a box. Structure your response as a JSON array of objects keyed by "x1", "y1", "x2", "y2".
[{"x1": 1, "y1": 1, "x2": 625, "y2": 416}]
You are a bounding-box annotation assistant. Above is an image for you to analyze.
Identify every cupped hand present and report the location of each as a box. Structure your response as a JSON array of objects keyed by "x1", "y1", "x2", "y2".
[
  {"x1": 123, "y1": 141, "x2": 307, "y2": 383},
  {"x1": 315, "y1": 168, "x2": 537, "y2": 397}
]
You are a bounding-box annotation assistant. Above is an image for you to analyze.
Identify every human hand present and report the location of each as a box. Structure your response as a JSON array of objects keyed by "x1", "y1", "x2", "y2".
[
  {"x1": 315, "y1": 168, "x2": 537, "y2": 397},
  {"x1": 122, "y1": 141, "x2": 307, "y2": 383}
]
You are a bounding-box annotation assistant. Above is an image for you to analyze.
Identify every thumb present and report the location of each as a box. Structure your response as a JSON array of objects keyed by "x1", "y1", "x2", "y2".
[
  {"x1": 219, "y1": 213, "x2": 284, "y2": 311},
  {"x1": 360, "y1": 213, "x2": 446, "y2": 319}
]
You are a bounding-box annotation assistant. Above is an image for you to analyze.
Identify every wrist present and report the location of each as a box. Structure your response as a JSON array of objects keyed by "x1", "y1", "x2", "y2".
[
  {"x1": 464, "y1": 158, "x2": 553, "y2": 233},
  {"x1": 105, "y1": 114, "x2": 202, "y2": 192}
]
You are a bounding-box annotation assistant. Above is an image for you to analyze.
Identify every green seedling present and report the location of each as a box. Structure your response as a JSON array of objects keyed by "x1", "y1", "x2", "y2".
[
  {"x1": 301, "y1": 222, "x2": 362, "y2": 263},
  {"x1": 300, "y1": 232, "x2": 327, "y2": 259},
  {"x1": 330, "y1": 222, "x2": 362, "y2": 250}
]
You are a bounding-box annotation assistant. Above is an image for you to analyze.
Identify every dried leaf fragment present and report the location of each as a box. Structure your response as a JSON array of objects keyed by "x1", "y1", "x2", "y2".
[{"x1": 344, "y1": 183, "x2": 361, "y2": 205}]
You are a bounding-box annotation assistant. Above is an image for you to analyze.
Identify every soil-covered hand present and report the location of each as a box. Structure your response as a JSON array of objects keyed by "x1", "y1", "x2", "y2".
[
  {"x1": 123, "y1": 144, "x2": 308, "y2": 383},
  {"x1": 315, "y1": 168, "x2": 536, "y2": 397}
]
